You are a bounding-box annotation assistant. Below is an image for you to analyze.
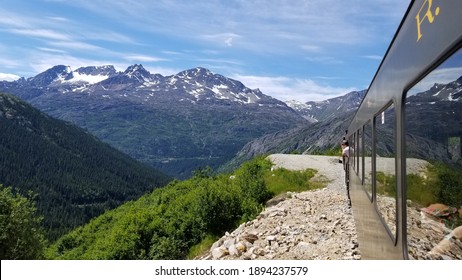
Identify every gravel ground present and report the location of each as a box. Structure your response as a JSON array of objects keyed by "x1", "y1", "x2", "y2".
[{"x1": 267, "y1": 154, "x2": 345, "y2": 188}]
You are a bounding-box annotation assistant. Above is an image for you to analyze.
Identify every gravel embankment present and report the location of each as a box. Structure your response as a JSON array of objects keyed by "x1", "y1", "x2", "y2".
[{"x1": 201, "y1": 154, "x2": 360, "y2": 260}]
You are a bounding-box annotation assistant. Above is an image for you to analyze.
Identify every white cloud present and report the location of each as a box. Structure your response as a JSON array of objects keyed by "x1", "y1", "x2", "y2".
[
  {"x1": 8, "y1": 28, "x2": 71, "y2": 41},
  {"x1": 305, "y1": 56, "x2": 344, "y2": 65},
  {"x1": 194, "y1": 58, "x2": 242, "y2": 66},
  {"x1": 37, "y1": 47, "x2": 68, "y2": 54},
  {"x1": 46, "y1": 16, "x2": 70, "y2": 22},
  {"x1": 301, "y1": 45, "x2": 321, "y2": 52},
  {"x1": 60, "y1": 0, "x2": 408, "y2": 52},
  {"x1": 232, "y1": 74, "x2": 357, "y2": 102},
  {"x1": 26, "y1": 52, "x2": 114, "y2": 74},
  {"x1": 0, "y1": 9, "x2": 29, "y2": 28},
  {"x1": 201, "y1": 33, "x2": 241, "y2": 47},
  {"x1": 224, "y1": 37, "x2": 233, "y2": 47},
  {"x1": 0, "y1": 73, "x2": 20, "y2": 81},
  {"x1": 161, "y1": 50, "x2": 183, "y2": 56},
  {"x1": 20, "y1": 49, "x2": 176, "y2": 77},
  {"x1": 144, "y1": 66, "x2": 180, "y2": 76},
  {"x1": 363, "y1": 55, "x2": 383, "y2": 60},
  {"x1": 0, "y1": 55, "x2": 21, "y2": 69},
  {"x1": 48, "y1": 41, "x2": 105, "y2": 51},
  {"x1": 123, "y1": 55, "x2": 167, "y2": 62},
  {"x1": 84, "y1": 31, "x2": 136, "y2": 44}
]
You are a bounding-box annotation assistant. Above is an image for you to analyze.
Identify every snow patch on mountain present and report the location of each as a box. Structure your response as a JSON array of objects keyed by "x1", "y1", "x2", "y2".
[
  {"x1": 285, "y1": 100, "x2": 312, "y2": 110},
  {"x1": 67, "y1": 72, "x2": 111, "y2": 84}
]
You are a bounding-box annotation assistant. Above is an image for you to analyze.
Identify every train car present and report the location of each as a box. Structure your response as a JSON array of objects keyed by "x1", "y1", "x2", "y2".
[{"x1": 346, "y1": 0, "x2": 462, "y2": 259}]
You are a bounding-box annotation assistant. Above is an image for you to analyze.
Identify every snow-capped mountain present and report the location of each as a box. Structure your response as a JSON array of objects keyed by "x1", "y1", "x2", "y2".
[
  {"x1": 285, "y1": 90, "x2": 365, "y2": 122},
  {"x1": 0, "y1": 64, "x2": 306, "y2": 179},
  {"x1": 27, "y1": 65, "x2": 72, "y2": 87},
  {"x1": 405, "y1": 75, "x2": 462, "y2": 163},
  {"x1": 26, "y1": 65, "x2": 117, "y2": 88},
  {"x1": 409, "y1": 76, "x2": 462, "y2": 102},
  {"x1": 18, "y1": 64, "x2": 287, "y2": 107},
  {"x1": 167, "y1": 67, "x2": 265, "y2": 104},
  {"x1": 284, "y1": 100, "x2": 318, "y2": 123}
]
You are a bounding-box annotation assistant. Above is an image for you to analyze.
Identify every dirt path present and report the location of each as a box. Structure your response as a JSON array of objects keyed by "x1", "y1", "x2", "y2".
[{"x1": 267, "y1": 154, "x2": 346, "y2": 191}]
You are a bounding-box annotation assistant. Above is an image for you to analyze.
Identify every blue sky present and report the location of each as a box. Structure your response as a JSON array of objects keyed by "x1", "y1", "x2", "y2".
[{"x1": 0, "y1": 0, "x2": 410, "y2": 102}]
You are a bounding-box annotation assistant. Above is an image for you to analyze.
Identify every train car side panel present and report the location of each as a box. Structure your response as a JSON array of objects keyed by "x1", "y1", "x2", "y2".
[{"x1": 347, "y1": 0, "x2": 462, "y2": 259}]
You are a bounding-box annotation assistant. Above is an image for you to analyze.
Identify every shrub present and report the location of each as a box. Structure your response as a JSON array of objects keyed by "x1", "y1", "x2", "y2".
[
  {"x1": 265, "y1": 168, "x2": 318, "y2": 195},
  {"x1": 0, "y1": 185, "x2": 47, "y2": 259}
]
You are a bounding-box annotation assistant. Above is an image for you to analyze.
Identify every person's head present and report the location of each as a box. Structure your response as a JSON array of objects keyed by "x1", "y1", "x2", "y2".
[{"x1": 341, "y1": 140, "x2": 349, "y2": 147}]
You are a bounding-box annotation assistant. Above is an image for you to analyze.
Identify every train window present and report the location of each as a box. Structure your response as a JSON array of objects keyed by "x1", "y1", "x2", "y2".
[
  {"x1": 364, "y1": 120, "x2": 373, "y2": 200},
  {"x1": 405, "y1": 48, "x2": 462, "y2": 260},
  {"x1": 375, "y1": 103, "x2": 397, "y2": 238}
]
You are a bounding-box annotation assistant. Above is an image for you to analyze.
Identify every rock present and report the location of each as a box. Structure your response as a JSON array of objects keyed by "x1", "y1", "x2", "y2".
[
  {"x1": 266, "y1": 235, "x2": 277, "y2": 242},
  {"x1": 235, "y1": 242, "x2": 247, "y2": 253},
  {"x1": 223, "y1": 238, "x2": 236, "y2": 249},
  {"x1": 452, "y1": 226, "x2": 462, "y2": 239},
  {"x1": 266, "y1": 193, "x2": 290, "y2": 207},
  {"x1": 211, "y1": 246, "x2": 229, "y2": 259},
  {"x1": 241, "y1": 233, "x2": 258, "y2": 244},
  {"x1": 228, "y1": 244, "x2": 241, "y2": 257},
  {"x1": 210, "y1": 239, "x2": 224, "y2": 251}
]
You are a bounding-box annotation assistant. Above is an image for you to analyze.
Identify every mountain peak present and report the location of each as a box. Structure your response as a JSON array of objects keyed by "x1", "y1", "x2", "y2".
[
  {"x1": 121, "y1": 64, "x2": 154, "y2": 83},
  {"x1": 286, "y1": 90, "x2": 366, "y2": 123},
  {"x1": 28, "y1": 65, "x2": 72, "y2": 87},
  {"x1": 175, "y1": 67, "x2": 213, "y2": 79},
  {"x1": 124, "y1": 64, "x2": 147, "y2": 74},
  {"x1": 75, "y1": 65, "x2": 117, "y2": 76}
]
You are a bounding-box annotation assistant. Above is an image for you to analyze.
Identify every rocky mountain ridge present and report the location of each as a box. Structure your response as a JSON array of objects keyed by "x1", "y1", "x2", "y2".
[
  {"x1": 285, "y1": 90, "x2": 365, "y2": 122},
  {"x1": 8, "y1": 64, "x2": 283, "y2": 106},
  {"x1": 0, "y1": 65, "x2": 306, "y2": 178}
]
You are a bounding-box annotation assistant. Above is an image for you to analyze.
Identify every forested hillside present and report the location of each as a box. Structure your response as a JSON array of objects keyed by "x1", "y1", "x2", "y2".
[{"x1": 0, "y1": 93, "x2": 172, "y2": 240}]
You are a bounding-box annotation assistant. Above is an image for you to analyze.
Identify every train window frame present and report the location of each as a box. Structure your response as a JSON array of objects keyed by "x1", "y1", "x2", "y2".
[
  {"x1": 374, "y1": 101, "x2": 398, "y2": 242},
  {"x1": 351, "y1": 132, "x2": 356, "y2": 172},
  {"x1": 357, "y1": 127, "x2": 363, "y2": 179},
  {"x1": 363, "y1": 120, "x2": 373, "y2": 201},
  {"x1": 348, "y1": 134, "x2": 354, "y2": 172},
  {"x1": 354, "y1": 130, "x2": 357, "y2": 174}
]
